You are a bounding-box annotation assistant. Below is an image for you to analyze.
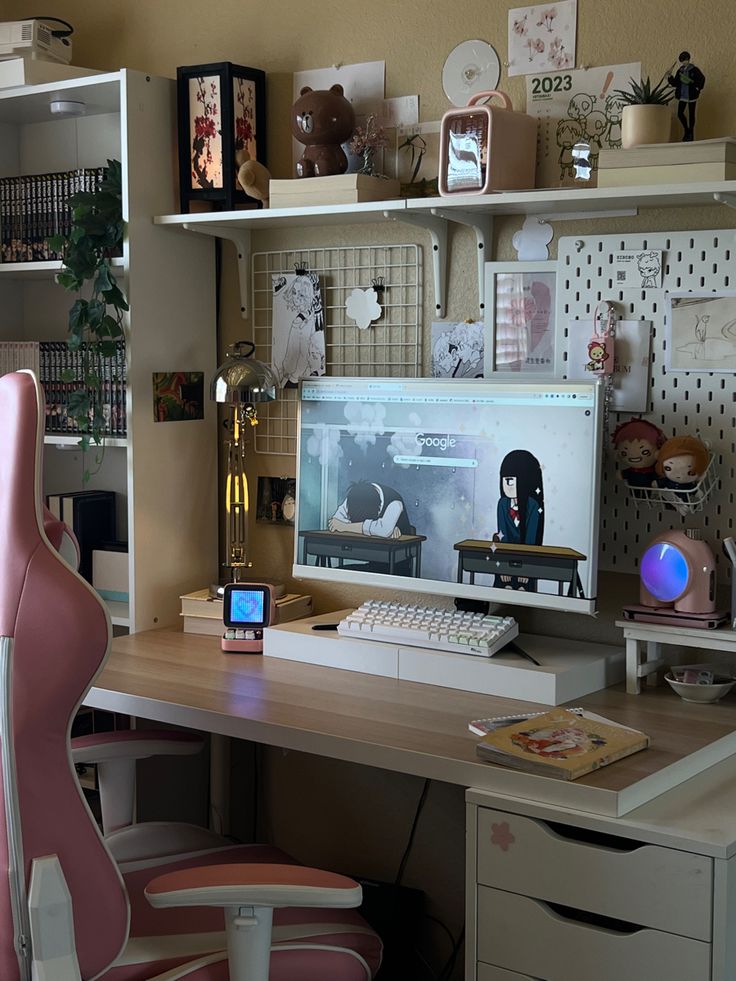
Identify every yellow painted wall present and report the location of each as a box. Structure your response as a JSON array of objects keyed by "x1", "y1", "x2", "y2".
[{"x1": 12, "y1": 3, "x2": 735, "y2": 976}]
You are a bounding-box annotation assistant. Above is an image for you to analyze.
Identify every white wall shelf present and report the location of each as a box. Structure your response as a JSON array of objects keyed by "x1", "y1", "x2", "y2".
[
  {"x1": 45, "y1": 435, "x2": 128, "y2": 449},
  {"x1": 0, "y1": 257, "x2": 124, "y2": 281},
  {"x1": 155, "y1": 181, "x2": 736, "y2": 316}
]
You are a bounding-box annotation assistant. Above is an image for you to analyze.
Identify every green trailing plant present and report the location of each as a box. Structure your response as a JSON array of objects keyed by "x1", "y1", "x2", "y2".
[
  {"x1": 50, "y1": 158, "x2": 127, "y2": 478},
  {"x1": 614, "y1": 71, "x2": 674, "y2": 106}
]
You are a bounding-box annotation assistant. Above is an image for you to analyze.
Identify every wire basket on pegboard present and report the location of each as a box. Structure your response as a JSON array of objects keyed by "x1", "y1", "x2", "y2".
[{"x1": 626, "y1": 454, "x2": 718, "y2": 515}]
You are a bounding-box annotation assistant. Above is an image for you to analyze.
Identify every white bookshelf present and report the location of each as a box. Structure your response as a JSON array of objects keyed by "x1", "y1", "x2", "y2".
[{"x1": 0, "y1": 70, "x2": 219, "y2": 632}]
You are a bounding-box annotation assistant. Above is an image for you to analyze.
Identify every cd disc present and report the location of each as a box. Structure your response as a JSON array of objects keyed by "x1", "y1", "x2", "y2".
[{"x1": 442, "y1": 39, "x2": 501, "y2": 107}]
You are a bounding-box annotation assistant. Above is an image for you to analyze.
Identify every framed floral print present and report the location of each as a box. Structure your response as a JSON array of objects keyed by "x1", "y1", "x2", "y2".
[{"x1": 484, "y1": 260, "x2": 561, "y2": 376}]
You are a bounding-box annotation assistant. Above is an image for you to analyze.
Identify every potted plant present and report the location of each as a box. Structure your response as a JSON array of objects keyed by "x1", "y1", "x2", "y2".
[
  {"x1": 614, "y1": 72, "x2": 674, "y2": 149},
  {"x1": 50, "y1": 159, "x2": 127, "y2": 479}
]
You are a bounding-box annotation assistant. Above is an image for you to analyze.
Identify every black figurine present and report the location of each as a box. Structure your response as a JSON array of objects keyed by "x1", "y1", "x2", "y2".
[{"x1": 668, "y1": 51, "x2": 705, "y2": 142}]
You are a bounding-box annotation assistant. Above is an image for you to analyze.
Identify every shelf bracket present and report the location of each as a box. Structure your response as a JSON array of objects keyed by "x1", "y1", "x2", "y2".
[
  {"x1": 385, "y1": 210, "x2": 448, "y2": 318},
  {"x1": 431, "y1": 209, "x2": 494, "y2": 315},
  {"x1": 714, "y1": 192, "x2": 736, "y2": 210},
  {"x1": 183, "y1": 223, "x2": 251, "y2": 318}
]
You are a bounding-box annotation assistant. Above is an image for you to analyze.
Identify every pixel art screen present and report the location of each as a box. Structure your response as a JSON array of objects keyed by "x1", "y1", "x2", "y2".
[{"x1": 229, "y1": 589, "x2": 266, "y2": 625}]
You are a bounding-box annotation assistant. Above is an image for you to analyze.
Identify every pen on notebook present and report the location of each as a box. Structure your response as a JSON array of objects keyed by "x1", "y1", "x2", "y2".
[{"x1": 311, "y1": 623, "x2": 340, "y2": 631}]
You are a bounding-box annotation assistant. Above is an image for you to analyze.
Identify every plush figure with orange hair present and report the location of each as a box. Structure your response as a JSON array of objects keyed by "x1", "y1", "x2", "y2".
[{"x1": 653, "y1": 435, "x2": 710, "y2": 490}]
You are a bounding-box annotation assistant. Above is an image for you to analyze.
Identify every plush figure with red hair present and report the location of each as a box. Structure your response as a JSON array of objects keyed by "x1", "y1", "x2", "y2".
[{"x1": 612, "y1": 419, "x2": 667, "y2": 488}]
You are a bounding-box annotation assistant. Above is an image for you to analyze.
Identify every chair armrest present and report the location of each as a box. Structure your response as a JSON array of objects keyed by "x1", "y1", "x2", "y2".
[
  {"x1": 145, "y1": 863, "x2": 362, "y2": 910},
  {"x1": 71, "y1": 729, "x2": 204, "y2": 765},
  {"x1": 71, "y1": 730, "x2": 204, "y2": 835}
]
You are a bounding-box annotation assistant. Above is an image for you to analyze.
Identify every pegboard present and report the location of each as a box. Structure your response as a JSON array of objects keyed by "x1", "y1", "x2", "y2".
[
  {"x1": 251, "y1": 244, "x2": 422, "y2": 455},
  {"x1": 558, "y1": 229, "x2": 736, "y2": 575}
]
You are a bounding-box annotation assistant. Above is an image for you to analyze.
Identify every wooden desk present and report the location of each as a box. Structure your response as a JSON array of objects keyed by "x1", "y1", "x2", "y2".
[
  {"x1": 87, "y1": 628, "x2": 736, "y2": 819},
  {"x1": 299, "y1": 529, "x2": 426, "y2": 576},
  {"x1": 87, "y1": 628, "x2": 736, "y2": 981},
  {"x1": 454, "y1": 539, "x2": 586, "y2": 597}
]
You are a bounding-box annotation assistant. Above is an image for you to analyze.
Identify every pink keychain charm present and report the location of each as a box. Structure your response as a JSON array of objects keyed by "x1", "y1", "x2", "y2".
[{"x1": 586, "y1": 301, "x2": 616, "y2": 376}]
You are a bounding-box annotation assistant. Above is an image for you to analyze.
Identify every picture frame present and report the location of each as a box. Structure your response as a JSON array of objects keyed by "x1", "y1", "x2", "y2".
[
  {"x1": 176, "y1": 61, "x2": 266, "y2": 214},
  {"x1": 484, "y1": 261, "x2": 560, "y2": 376},
  {"x1": 666, "y1": 291, "x2": 736, "y2": 372}
]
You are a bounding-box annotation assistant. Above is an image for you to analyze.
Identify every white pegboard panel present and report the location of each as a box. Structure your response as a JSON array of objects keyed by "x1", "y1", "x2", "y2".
[
  {"x1": 251, "y1": 244, "x2": 422, "y2": 455},
  {"x1": 557, "y1": 229, "x2": 736, "y2": 575}
]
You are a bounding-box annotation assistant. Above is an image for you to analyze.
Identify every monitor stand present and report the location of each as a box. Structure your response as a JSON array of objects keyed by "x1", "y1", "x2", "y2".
[{"x1": 454, "y1": 597, "x2": 541, "y2": 665}]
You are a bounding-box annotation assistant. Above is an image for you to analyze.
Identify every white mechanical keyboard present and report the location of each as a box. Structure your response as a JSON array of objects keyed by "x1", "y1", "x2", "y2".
[{"x1": 337, "y1": 600, "x2": 518, "y2": 658}]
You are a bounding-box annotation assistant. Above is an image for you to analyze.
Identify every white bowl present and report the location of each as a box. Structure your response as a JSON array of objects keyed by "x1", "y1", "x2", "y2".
[{"x1": 665, "y1": 673, "x2": 736, "y2": 704}]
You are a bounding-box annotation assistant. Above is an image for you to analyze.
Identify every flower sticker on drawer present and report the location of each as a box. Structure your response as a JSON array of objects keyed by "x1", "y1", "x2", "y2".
[{"x1": 490, "y1": 821, "x2": 515, "y2": 851}]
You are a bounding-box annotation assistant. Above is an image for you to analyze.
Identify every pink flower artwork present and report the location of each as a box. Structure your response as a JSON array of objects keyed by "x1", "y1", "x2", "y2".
[
  {"x1": 189, "y1": 75, "x2": 223, "y2": 190},
  {"x1": 490, "y1": 821, "x2": 515, "y2": 851}
]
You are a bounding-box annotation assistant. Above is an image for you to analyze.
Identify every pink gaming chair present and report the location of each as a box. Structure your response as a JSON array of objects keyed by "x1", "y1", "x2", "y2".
[{"x1": 0, "y1": 370, "x2": 382, "y2": 981}]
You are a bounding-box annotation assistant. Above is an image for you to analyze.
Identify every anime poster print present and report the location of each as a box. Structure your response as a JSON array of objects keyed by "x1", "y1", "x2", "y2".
[
  {"x1": 507, "y1": 0, "x2": 577, "y2": 78},
  {"x1": 152, "y1": 372, "x2": 204, "y2": 422},
  {"x1": 189, "y1": 75, "x2": 223, "y2": 190},
  {"x1": 526, "y1": 62, "x2": 640, "y2": 187},
  {"x1": 431, "y1": 321, "x2": 484, "y2": 378},
  {"x1": 271, "y1": 272, "x2": 326, "y2": 388}
]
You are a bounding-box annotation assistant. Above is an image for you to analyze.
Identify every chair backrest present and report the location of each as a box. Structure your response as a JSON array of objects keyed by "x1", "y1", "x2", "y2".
[{"x1": 0, "y1": 371, "x2": 129, "y2": 979}]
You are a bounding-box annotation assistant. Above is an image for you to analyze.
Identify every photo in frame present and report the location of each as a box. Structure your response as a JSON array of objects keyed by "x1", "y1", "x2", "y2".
[
  {"x1": 484, "y1": 261, "x2": 559, "y2": 375},
  {"x1": 666, "y1": 291, "x2": 736, "y2": 372}
]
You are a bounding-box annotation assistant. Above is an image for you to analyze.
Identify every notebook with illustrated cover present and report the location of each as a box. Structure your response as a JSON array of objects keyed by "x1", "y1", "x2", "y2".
[{"x1": 475, "y1": 708, "x2": 649, "y2": 780}]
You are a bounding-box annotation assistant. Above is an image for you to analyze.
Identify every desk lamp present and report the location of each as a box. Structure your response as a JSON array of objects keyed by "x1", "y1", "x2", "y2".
[{"x1": 210, "y1": 341, "x2": 276, "y2": 583}]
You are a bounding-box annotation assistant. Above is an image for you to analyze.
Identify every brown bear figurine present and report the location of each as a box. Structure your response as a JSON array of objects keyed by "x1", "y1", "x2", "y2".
[{"x1": 292, "y1": 84, "x2": 356, "y2": 178}]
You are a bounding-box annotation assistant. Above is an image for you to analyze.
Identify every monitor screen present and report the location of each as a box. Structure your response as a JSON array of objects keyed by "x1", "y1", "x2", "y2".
[
  {"x1": 226, "y1": 587, "x2": 267, "y2": 626},
  {"x1": 293, "y1": 377, "x2": 603, "y2": 615}
]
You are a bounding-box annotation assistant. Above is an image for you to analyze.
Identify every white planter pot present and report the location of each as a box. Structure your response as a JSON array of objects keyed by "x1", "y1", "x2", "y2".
[{"x1": 621, "y1": 104, "x2": 672, "y2": 149}]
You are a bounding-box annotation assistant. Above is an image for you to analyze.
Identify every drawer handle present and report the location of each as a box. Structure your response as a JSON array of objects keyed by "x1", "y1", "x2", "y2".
[
  {"x1": 545, "y1": 899, "x2": 642, "y2": 935},
  {"x1": 545, "y1": 820, "x2": 643, "y2": 853}
]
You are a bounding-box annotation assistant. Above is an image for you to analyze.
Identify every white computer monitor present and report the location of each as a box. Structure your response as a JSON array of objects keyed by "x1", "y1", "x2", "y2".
[{"x1": 293, "y1": 376, "x2": 603, "y2": 615}]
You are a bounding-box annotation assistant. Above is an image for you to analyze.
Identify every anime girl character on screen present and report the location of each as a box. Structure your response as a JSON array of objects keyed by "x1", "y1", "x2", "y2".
[{"x1": 494, "y1": 449, "x2": 545, "y2": 591}]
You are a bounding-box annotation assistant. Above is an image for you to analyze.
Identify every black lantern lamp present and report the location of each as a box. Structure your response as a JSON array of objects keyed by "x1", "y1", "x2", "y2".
[{"x1": 177, "y1": 61, "x2": 266, "y2": 213}]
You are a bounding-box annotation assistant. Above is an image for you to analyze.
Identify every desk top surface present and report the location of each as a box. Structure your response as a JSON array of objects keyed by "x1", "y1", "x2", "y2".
[
  {"x1": 454, "y1": 540, "x2": 585, "y2": 559},
  {"x1": 299, "y1": 530, "x2": 427, "y2": 544},
  {"x1": 89, "y1": 628, "x2": 736, "y2": 821}
]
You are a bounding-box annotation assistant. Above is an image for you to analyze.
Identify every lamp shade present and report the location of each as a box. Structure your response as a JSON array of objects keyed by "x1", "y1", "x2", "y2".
[
  {"x1": 176, "y1": 61, "x2": 266, "y2": 213},
  {"x1": 210, "y1": 342, "x2": 277, "y2": 405}
]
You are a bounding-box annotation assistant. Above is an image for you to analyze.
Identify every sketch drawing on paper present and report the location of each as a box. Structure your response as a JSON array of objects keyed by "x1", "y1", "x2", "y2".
[
  {"x1": 668, "y1": 293, "x2": 736, "y2": 372},
  {"x1": 431, "y1": 321, "x2": 484, "y2": 378},
  {"x1": 271, "y1": 272, "x2": 326, "y2": 388},
  {"x1": 637, "y1": 251, "x2": 662, "y2": 288}
]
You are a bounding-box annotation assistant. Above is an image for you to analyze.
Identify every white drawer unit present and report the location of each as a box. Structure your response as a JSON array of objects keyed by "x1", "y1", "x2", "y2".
[
  {"x1": 476, "y1": 807, "x2": 712, "y2": 941},
  {"x1": 477, "y1": 887, "x2": 711, "y2": 981},
  {"x1": 478, "y1": 965, "x2": 542, "y2": 981},
  {"x1": 466, "y1": 789, "x2": 736, "y2": 981}
]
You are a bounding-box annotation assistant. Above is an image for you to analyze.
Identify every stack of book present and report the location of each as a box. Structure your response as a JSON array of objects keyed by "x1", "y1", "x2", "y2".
[
  {"x1": 0, "y1": 166, "x2": 108, "y2": 263},
  {"x1": 475, "y1": 708, "x2": 649, "y2": 781},
  {"x1": 597, "y1": 138, "x2": 736, "y2": 188},
  {"x1": 46, "y1": 489, "x2": 117, "y2": 583},
  {"x1": 40, "y1": 340, "x2": 127, "y2": 437},
  {"x1": 180, "y1": 587, "x2": 313, "y2": 636},
  {"x1": 269, "y1": 174, "x2": 401, "y2": 209}
]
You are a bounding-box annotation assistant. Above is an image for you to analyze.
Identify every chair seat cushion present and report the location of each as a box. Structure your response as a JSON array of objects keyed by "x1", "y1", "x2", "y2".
[{"x1": 98, "y1": 843, "x2": 381, "y2": 981}]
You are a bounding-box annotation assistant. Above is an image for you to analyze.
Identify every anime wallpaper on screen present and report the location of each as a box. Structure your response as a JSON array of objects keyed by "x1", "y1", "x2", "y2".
[{"x1": 295, "y1": 380, "x2": 601, "y2": 610}]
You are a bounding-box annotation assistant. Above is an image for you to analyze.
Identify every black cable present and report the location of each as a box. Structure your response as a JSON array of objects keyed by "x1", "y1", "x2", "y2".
[
  {"x1": 394, "y1": 777, "x2": 430, "y2": 885},
  {"x1": 28, "y1": 16, "x2": 74, "y2": 37},
  {"x1": 437, "y1": 925, "x2": 465, "y2": 981}
]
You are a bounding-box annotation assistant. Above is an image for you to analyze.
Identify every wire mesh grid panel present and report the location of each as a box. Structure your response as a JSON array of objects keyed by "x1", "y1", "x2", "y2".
[
  {"x1": 251, "y1": 244, "x2": 422, "y2": 455},
  {"x1": 557, "y1": 229, "x2": 736, "y2": 575}
]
